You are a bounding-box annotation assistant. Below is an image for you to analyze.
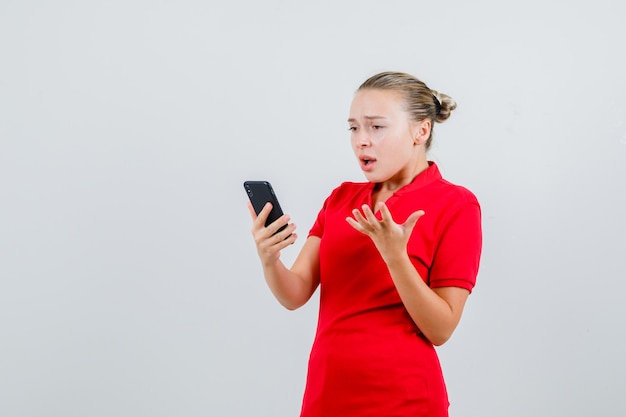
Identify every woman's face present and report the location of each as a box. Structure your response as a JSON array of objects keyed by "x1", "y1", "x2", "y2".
[{"x1": 348, "y1": 88, "x2": 429, "y2": 185}]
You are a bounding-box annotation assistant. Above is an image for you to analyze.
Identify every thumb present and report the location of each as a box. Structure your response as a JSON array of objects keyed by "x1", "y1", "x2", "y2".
[{"x1": 403, "y1": 210, "x2": 425, "y2": 232}]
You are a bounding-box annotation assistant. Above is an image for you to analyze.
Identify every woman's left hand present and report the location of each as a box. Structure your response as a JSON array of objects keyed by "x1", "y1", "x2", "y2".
[{"x1": 346, "y1": 203, "x2": 425, "y2": 262}]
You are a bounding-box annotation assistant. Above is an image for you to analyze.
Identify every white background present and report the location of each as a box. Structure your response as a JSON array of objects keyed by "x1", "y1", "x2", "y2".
[{"x1": 1, "y1": 1, "x2": 625, "y2": 416}]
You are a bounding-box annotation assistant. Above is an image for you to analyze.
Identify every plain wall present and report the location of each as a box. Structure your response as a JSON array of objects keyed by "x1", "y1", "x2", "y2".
[{"x1": 1, "y1": 1, "x2": 625, "y2": 416}]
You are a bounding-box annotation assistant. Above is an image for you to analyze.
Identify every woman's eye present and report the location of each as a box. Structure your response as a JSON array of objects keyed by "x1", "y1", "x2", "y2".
[
  {"x1": 372, "y1": 125, "x2": 383, "y2": 130},
  {"x1": 348, "y1": 126, "x2": 357, "y2": 132}
]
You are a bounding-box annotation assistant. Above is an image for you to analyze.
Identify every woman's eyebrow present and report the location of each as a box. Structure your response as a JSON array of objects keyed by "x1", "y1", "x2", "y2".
[{"x1": 347, "y1": 115, "x2": 386, "y2": 123}]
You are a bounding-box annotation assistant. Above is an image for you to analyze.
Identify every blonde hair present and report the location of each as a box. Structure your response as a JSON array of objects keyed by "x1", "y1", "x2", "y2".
[{"x1": 357, "y1": 71, "x2": 457, "y2": 149}]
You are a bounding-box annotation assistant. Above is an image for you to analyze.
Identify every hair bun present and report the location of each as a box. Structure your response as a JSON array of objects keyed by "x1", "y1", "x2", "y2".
[
  {"x1": 433, "y1": 94, "x2": 442, "y2": 115},
  {"x1": 431, "y1": 90, "x2": 457, "y2": 123}
]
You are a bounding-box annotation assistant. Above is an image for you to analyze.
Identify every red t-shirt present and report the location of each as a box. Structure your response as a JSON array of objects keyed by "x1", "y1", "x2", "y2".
[{"x1": 300, "y1": 162, "x2": 482, "y2": 417}]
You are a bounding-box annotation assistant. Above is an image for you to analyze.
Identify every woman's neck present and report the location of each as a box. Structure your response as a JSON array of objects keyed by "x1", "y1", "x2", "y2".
[{"x1": 372, "y1": 157, "x2": 429, "y2": 207}]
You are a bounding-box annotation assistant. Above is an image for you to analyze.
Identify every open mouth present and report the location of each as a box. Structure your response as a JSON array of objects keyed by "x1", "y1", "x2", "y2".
[{"x1": 360, "y1": 156, "x2": 376, "y2": 169}]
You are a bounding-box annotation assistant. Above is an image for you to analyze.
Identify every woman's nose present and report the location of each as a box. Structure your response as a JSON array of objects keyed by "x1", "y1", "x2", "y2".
[{"x1": 355, "y1": 131, "x2": 371, "y2": 147}]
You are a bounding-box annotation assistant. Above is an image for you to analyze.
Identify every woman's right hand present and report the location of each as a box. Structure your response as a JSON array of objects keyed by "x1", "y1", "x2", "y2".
[{"x1": 248, "y1": 202, "x2": 297, "y2": 266}]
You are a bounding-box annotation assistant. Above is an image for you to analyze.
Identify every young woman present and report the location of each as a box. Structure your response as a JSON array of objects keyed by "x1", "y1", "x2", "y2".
[{"x1": 247, "y1": 71, "x2": 482, "y2": 417}]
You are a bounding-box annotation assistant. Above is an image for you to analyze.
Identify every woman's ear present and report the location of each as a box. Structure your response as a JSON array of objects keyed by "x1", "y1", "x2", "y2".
[{"x1": 413, "y1": 119, "x2": 431, "y2": 145}]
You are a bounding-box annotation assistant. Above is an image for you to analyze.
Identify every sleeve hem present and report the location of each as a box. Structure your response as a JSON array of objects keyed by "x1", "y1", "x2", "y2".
[
  {"x1": 430, "y1": 278, "x2": 475, "y2": 293},
  {"x1": 308, "y1": 230, "x2": 323, "y2": 238}
]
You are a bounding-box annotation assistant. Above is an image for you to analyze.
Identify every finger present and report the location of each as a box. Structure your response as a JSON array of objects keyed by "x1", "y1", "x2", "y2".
[
  {"x1": 251, "y1": 202, "x2": 273, "y2": 228},
  {"x1": 271, "y1": 220, "x2": 295, "y2": 241},
  {"x1": 361, "y1": 204, "x2": 379, "y2": 224},
  {"x1": 255, "y1": 222, "x2": 295, "y2": 251},
  {"x1": 346, "y1": 216, "x2": 367, "y2": 233},
  {"x1": 404, "y1": 210, "x2": 425, "y2": 232},
  {"x1": 267, "y1": 214, "x2": 292, "y2": 236},
  {"x1": 378, "y1": 203, "x2": 395, "y2": 224},
  {"x1": 273, "y1": 232, "x2": 298, "y2": 250},
  {"x1": 351, "y1": 208, "x2": 369, "y2": 225},
  {"x1": 265, "y1": 224, "x2": 298, "y2": 250}
]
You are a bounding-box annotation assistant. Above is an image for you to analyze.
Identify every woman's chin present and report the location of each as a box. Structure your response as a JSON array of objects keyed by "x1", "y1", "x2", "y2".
[{"x1": 362, "y1": 172, "x2": 384, "y2": 183}]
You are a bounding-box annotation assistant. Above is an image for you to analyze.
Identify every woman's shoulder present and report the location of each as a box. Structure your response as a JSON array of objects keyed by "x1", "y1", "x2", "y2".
[{"x1": 437, "y1": 178, "x2": 480, "y2": 207}]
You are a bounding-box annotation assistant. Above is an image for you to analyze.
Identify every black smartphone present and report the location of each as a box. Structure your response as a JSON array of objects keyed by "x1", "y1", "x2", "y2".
[{"x1": 244, "y1": 181, "x2": 288, "y2": 234}]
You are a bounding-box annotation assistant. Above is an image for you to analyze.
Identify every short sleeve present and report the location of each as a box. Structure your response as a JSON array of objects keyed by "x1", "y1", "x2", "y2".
[
  {"x1": 308, "y1": 195, "x2": 329, "y2": 239},
  {"x1": 429, "y1": 200, "x2": 482, "y2": 292}
]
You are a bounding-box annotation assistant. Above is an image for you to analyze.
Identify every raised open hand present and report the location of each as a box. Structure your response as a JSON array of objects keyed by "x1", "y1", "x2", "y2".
[{"x1": 346, "y1": 203, "x2": 425, "y2": 262}]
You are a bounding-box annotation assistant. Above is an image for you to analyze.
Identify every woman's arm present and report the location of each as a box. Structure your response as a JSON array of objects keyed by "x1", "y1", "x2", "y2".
[
  {"x1": 347, "y1": 203, "x2": 469, "y2": 345},
  {"x1": 384, "y1": 256, "x2": 469, "y2": 345},
  {"x1": 248, "y1": 202, "x2": 320, "y2": 310}
]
